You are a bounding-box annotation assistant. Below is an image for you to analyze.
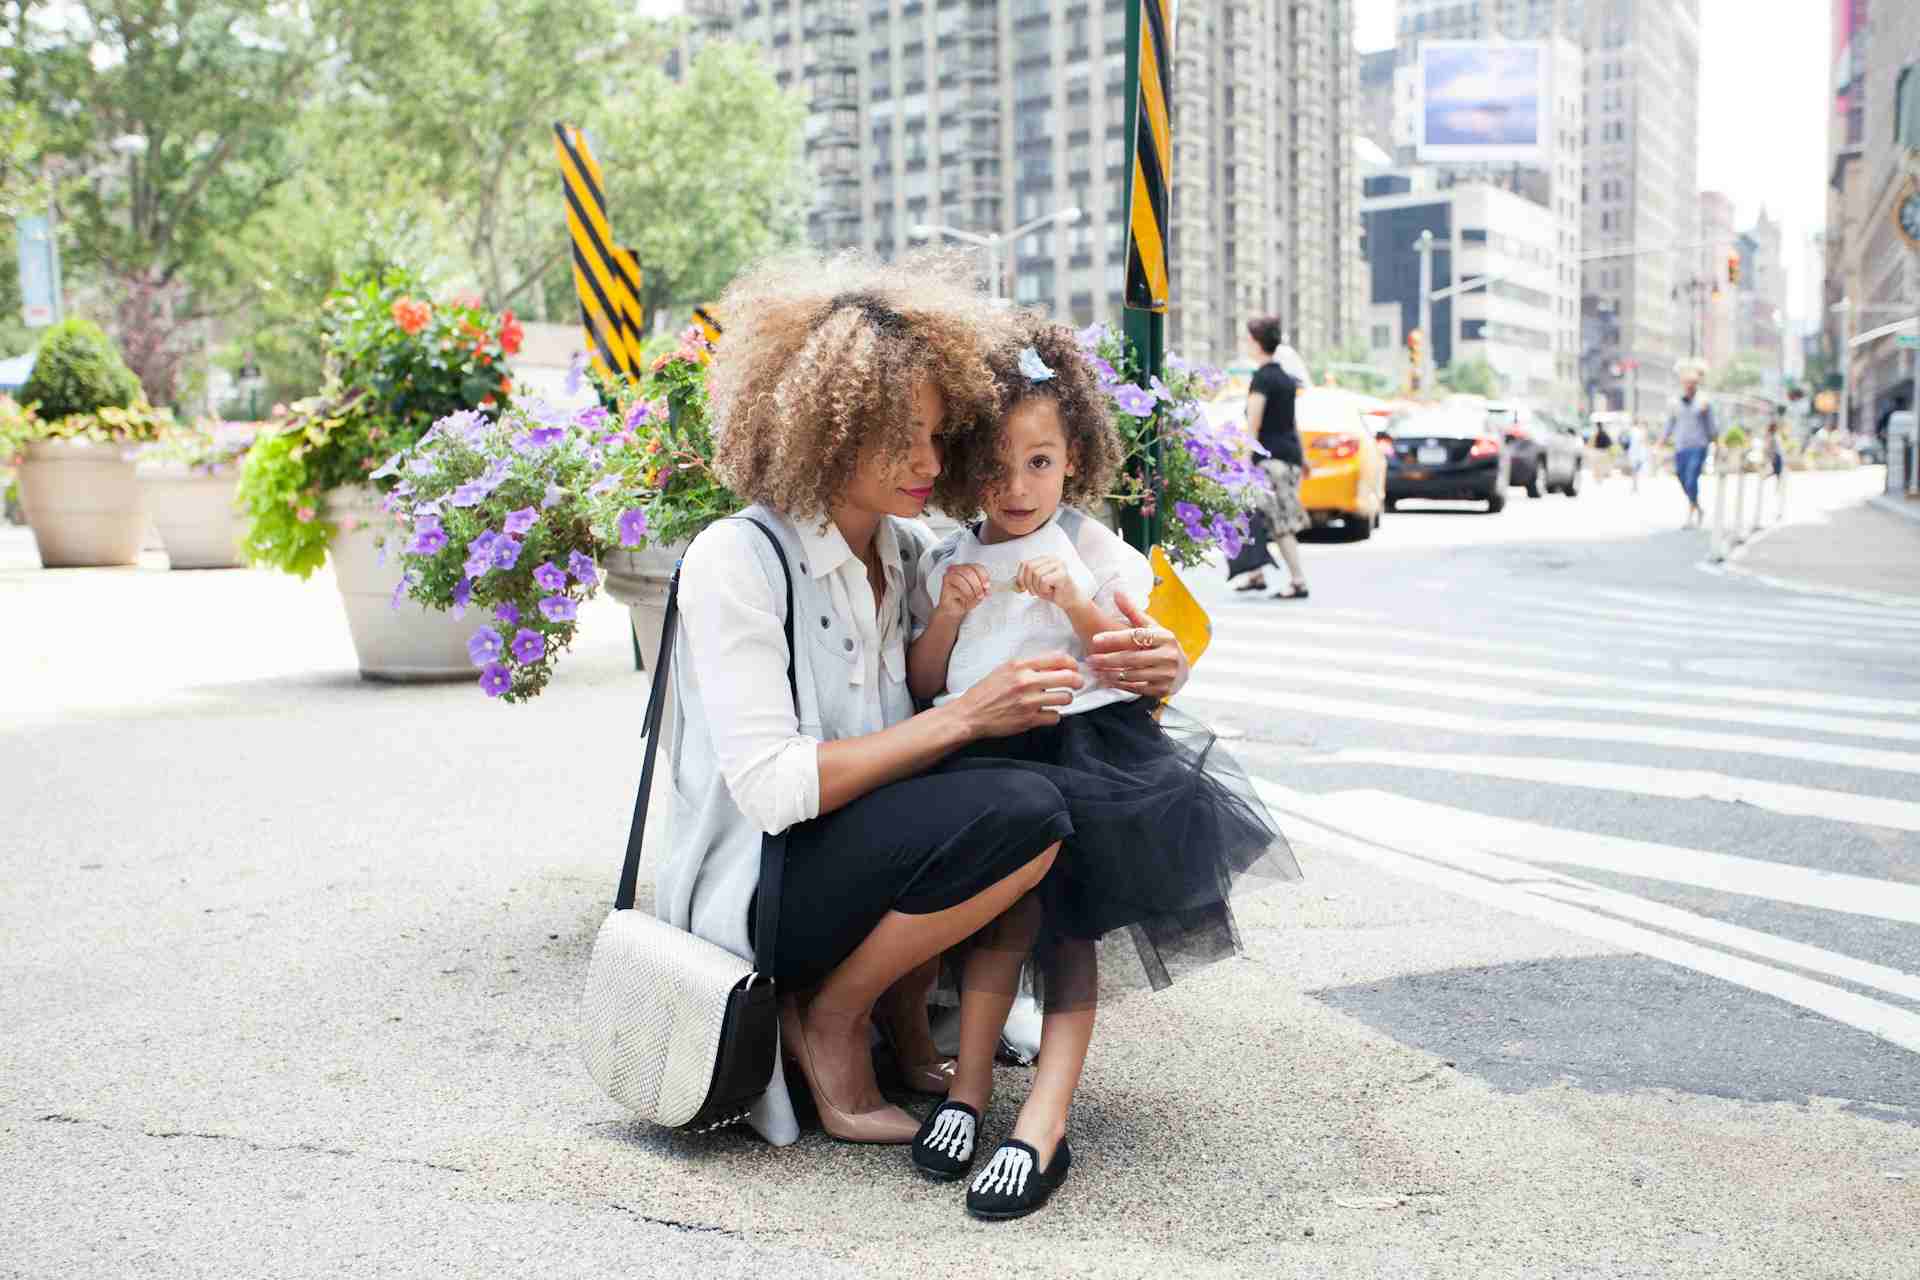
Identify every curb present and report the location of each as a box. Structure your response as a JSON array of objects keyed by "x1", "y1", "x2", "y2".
[{"x1": 1870, "y1": 494, "x2": 1920, "y2": 527}]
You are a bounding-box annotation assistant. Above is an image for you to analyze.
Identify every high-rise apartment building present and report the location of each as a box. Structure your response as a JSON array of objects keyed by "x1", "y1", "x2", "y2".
[
  {"x1": 682, "y1": 0, "x2": 1365, "y2": 367},
  {"x1": 1697, "y1": 190, "x2": 1736, "y2": 373},
  {"x1": 1394, "y1": 0, "x2": 1700, "y2": 418},
  {"x1": 1852, "y1": 0, "x2": 1920, "y2": 433},
  {"x1": 1734, "y1": 208, "x2": 1787, "y2": 375}
]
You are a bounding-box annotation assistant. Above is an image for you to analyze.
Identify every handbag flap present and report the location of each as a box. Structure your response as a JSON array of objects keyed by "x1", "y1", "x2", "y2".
[{"x1": 580, "y1": 907, "x2": 755, "y2": 1128}]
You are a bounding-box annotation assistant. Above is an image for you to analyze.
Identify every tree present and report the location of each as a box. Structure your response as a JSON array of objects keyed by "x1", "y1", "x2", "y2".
[
  {"x1": 1438, "y1": 357, "x2": 1500, "y2": 399},
  {"x1": 1307, "y1": 337, "x2": 1392, "y2": 394},
  {"x1": 3, "y1": 1, "x2": 347, "y2": 401},
  {"x1": 1711, "y1": 356, "x2": 1766, "y2": 394},
  {"x1": 591, "y1": 42, "x2": 812, "y2": 323}
]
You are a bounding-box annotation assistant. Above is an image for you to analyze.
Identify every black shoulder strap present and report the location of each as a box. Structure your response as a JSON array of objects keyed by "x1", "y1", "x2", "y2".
[{"x1": 614, "y1": 517, "x2": 796, "y2": 982}]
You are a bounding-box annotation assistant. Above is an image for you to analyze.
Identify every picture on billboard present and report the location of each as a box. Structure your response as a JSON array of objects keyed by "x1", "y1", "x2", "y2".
[{"x1": 1417, "y1": 41, "x2": 1546, "y2": 163}]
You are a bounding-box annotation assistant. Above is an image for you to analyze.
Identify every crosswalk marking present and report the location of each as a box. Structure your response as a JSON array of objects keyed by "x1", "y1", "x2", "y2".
[
  {"x1": 1258, "y1": 781, "x2": 1920, "y2": 1056},
  {"x1": 1282, "y1": 749, "x2": 1920, "y2": 834},
  {"x1": 1328, "y1": 791, "x2": 1920, "y2": 925},
  {"x1": 1193, "y1": 652, "x2": 1920, "y2": 743},
  {"x1": 1498, "y1": 599, "x2": 1891, "y2": 651},
  {"x1": 1587, "y1": 586, "x2": 1920, "y2": 634},
  {"x1": 1178, "y1": 680, "x2": 1920, "y2": 776},
  {"x1": 1201, "y1": 633, "x2": 1920, "y2": 718},
  {"x1": 1207, "y1": 609, "x2": 1676, "y2": 669}
]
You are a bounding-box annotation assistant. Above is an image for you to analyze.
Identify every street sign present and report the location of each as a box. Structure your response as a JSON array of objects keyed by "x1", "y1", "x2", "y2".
[{"x1": 15, "y1": 214, "x2": 60, "y2": 329}]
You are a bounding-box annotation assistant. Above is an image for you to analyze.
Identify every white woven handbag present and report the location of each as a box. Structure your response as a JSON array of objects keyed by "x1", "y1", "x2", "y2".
[{"x1": 580, "y1": 518, "x2": 794, "y2": 1132}]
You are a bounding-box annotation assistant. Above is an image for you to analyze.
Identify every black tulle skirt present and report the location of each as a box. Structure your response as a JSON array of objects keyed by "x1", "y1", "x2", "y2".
[{"x1": 937, "y1": 697, "x2": 1302, "y2": 1011}]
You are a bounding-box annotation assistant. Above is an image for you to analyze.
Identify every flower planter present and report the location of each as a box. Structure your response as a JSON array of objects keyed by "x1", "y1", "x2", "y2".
[
  {"x1": 324, "y1": 486, "x2": 476, "y2": 682},
  {"x1": 603, "y1": 541, "x2": 690, "y2": 672},
  {"x1": 137, "y1": 464, "x2": 244, "y2": 569},
  {"x1": 17, "y1": 438, "x2": 148, "y2": 568}
]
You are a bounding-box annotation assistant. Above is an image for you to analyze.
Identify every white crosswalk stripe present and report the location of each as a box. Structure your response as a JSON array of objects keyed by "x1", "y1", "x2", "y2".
[{"x1": 1199, "y1": 583, "x2": 1920, "y2": 1063}]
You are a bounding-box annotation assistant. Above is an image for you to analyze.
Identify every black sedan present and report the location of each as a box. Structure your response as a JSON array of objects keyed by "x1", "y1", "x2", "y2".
[
  {"x1": 1383, "y1": 408, "x2": 1511, "y2": 513},
  {"x1": 1487, "y1": 403, "x2": 1585, "y2": 498}
]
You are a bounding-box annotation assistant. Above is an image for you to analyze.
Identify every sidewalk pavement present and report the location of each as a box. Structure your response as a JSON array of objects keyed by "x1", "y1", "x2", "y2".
[{"x1": 1726, "y1": 479, "x2": 1920, "y2": 605}]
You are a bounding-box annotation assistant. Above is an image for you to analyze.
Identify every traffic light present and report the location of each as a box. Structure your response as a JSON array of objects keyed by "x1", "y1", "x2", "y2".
[
  {"x1": 1406, "y1": 328, "x2": 1424, "y2": 390},
  {"x1": 1727, "y1": 252, "x2": 1741, "y2": 286}
]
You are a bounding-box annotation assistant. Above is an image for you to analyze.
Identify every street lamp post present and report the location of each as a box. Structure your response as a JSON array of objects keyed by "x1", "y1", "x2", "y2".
[{"x1": 910, "y1": 207, "x2": 1084, "y2": 301}]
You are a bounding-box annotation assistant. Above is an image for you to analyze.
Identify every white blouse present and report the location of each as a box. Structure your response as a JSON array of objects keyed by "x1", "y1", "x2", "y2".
[
  {"x1": 910, "y1": 511, "x2": 1154, "y2": 717},
  {"x1": 675, "y1": 514, "x2": 916, "y2": 836}
]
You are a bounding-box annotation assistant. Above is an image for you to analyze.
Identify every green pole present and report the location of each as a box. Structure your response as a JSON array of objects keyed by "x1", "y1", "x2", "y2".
[{"x1": 1121, "y1": 0, "x2": 1166, "y2": 553}]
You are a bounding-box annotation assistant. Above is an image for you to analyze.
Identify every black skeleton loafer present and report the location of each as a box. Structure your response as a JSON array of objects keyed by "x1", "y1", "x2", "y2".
[
  {"x1": 965, "y1": 1138, "x2": 1071, "y2": 1220},
  {"x1": 910, "y1": 1100, "x2": 980, "y2": 1182}
]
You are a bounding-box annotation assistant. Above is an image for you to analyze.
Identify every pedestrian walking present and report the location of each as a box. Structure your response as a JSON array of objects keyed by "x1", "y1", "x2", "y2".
[
  {"x1": 1764, "y1": 416, "x2": 1788, "y2": 521},
  {"x1": 1244, "y1": 315, "x2": 1311, "y2": 600},
  {"x1": 1623, "y1": 421, "x2": 1650, "y2": 495},
  {"x1": 906, "y1": 317, "x2": 1300, "y2": 1219},
  {"x1": 1662, "y1": 360, "x2": 1718, "y2": 527},
  {"x1": 655, "y1": 252, "x2": 1196, "y2": 1166}
]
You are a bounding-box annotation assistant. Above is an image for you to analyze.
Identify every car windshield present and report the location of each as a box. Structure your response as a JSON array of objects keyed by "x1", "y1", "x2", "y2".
[
  {"x1": 1388, "y1": 411, "x2": 1482, "y2": 439},
  {"x1": 1485, "y1": 406, "x2": 1518, "y2": 429}
]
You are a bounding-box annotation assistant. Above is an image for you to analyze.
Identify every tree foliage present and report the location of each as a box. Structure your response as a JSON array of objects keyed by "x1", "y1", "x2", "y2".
[
  {"x1": 1438, "y1": 357, "x2": 1500, "y2": 399},
  {"x1": 1711, "y1": 356, "x2": 1766, "y2": 394},
  {"x1": 19, "y1": 317, "x2": 141, "y2": 419}
]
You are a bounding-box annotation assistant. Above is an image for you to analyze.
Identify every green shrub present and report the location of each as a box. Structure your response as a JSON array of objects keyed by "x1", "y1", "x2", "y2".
[{"x1": 20, "y1": 319, "x2": 142, "y2": 421}]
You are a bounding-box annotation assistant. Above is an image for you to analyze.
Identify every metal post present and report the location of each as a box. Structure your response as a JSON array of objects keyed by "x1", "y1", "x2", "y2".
[
  {"x1": 1911, "y1": 254, "x2": 1920, "y2": 494},
  {"x1": 1731, "y1": 446, "x2": 1749, "y2": 544},
  {"x1": 1417, "y1": 229, "x2": 1435, "y2": 392},
  {"x1": 1121, "y1": 0, "x2": 1165, "y2": 547},
  {"x1": 1710, "y1": 445, "x2": 1732, "y2": 559}
]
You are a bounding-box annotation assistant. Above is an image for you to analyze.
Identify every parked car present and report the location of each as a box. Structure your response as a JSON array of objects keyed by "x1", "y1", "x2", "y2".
[
  {"x1": 1486, "y1": 403, "x2": 1585, "y2": 498},
  {"x1": 1384, "y1": 407, "x2": 1511, "y2": 513},
  {"x1": 1295, "y1": 387, "x2": 1389, "y2": 539}
]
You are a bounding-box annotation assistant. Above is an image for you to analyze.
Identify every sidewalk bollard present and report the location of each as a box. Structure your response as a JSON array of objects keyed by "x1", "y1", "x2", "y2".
[
  {"x1": 1777, "y1": 463, "x2": 1789, "y2": 525},
  {"x1": 1710, "y1": 446, "x2": 1732, "y2": 561}
]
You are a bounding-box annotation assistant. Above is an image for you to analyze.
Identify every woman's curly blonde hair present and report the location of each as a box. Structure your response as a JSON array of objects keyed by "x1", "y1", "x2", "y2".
[
  {"x1": 706, "y1": 250, "x2": 1014, "y2": 520},
  {"x1": 937, "y1": 313, "x2": 1125, "y2": 520}
]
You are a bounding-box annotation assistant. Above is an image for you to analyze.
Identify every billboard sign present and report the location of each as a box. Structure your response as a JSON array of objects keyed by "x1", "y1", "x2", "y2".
[
  {"x1": 1417, "y1": 41, "x2": 1545, "y2": 164},
  {"x1": 15, "y1": 214, "x2": 60, "y2": 329}
]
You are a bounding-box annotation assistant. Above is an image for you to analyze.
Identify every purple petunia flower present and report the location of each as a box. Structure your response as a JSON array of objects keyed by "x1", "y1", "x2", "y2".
[
  {"x1": 617, "y1": 508, "x2": 649, "y2": 548},
  {"x1": 451, "y1": 575, "x2": 472, "y2": 619},
  {"x1": 479, "y1": 662, "x2": 512, "y2": 698},
  {"x1": 463, "y1": 530, "x2": 498, "y2": 578},
  {"x1": 1112, "y1": 384, "x2": 1157, "y2": 418},
  {"x1": 467, "y1": 627, "x2": 503, "y2": 666},
  {"x1": 1173, "y1": 501, "x2": 1209, "y2": 542},
  {"x1": 563, "y1": 351, "x2": 587, "y2": 396},
  {"x1": 623, "y1": 399, "x2": 652, "y2": 431},
  {"x1": 369, "y1": 452, "x2": 405, "y2": 481},
  {"x1": 392, "y1": 479, "x2": 415, "y2": 499},
  {"x1": 1211, "y1": 515, "x2": 1245, "y2": 558},
  {"x1": 414, "y1": 514, "x2": 443, "y2": 536},
  {"x1": 413, "y1": 499, "x2": 442, "y2": 518},
  {"x1": 574, "y1": 405, "x2": 610, "y2": 431},
  {"x1": 541, "y1": 481, "x2": 567, "y2": 510},
  {"x1": 510, "y1": 628, "x2": 545, "y2": 664},
  {"x1": 381, "y1": 491, "x2": 403, "y2": 516},
  {"x1": 408, "y1": 457, "x2": 437, "y2": 476},
  {"x1": 406, "y1": 527, "x2": 448, "y2": 556},
  {"x1": 494, "y1": 602, "x2": 520, "y2": 626},
  {"x1": 489, "y1": 535, "x2": 523, "y2": 571},
  {"x1": 450, "y1": 482, "x2": 488, "y2": 509},
  {"x1": 568, "y1": 549, "x2": 599, "y2": 587},
  {"x1": 502, "y1": 506, "x2": 538, "y2": 536},
  {"x1": 589, "y1": 475, "x2": 620, "y2": 497},
  {"x1": 538, "y1": 595, "x2": 578, "y2": 623},
  {"x1": 532, "y1": 560, "x2": 567, "y2": 592},
  {"x1": 1149, "y1": 375, "x2": 1172, "y2": 402},
  {"x1": 1090, "y1": 356, "x2": 1121, "y2": 386}
]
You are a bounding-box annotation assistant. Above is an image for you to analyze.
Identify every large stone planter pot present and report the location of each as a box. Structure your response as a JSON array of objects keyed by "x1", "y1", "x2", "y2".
[
  {"x1": 17, "y1": 438, "x2": 146, "y2": 568},
  {"x1": 604, "y1": 542, "x2": 690, "y2": 673},
  {"x1": 324, "y1": 486, "x2": 476, "y2": 683},
  {"x1": 137, "y1": 464, "x2": 244, "y2": 569}
]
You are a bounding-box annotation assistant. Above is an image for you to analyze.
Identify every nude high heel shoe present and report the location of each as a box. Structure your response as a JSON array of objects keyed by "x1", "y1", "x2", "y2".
[{"x1": 779, "y1": 998, "x2": 919, "y2": 1144}]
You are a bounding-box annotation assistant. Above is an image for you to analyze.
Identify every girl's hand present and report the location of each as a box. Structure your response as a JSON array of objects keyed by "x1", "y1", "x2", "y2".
[
  {"x1": 1016, "y1": 555, "x2": 1086, "y2": 610},
  {"x1": 935, "y1": 563, "x2": 992, "y2": 619},
  {"x1": 951, "y1": 652, "x2": 1084, "y2": 738},
  {"x1": 1085, "y1": 593, "x2": 1189, "y2": 699}
]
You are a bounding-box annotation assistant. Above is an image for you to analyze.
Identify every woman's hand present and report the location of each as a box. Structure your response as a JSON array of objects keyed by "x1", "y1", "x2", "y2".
[
  {"x1": 950, "y1": 652, "x2": 1084, "y2": 739},
  {"x1": 1085, "y1": 594, "x2": 1189, "y2": 700},
  {"x1": 1015, "y1": 555, "x2": 1087, "y2": 610},
  {"x1": 935, "y1": 563, "x2": 991, "y2": 620}
]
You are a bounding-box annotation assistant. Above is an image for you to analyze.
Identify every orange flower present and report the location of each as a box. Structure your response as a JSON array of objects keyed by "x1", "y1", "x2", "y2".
[
  {"x1": 499, "y1": 376, "x2": 513, "y2": 394},
  {"x1": 498, "y1": 309, "x2": 524, "y2": 356},
  {"x1": 391, "y1": 297, "x2": 432, "y2": 335},
  {"x1": 476, "y1": 351, "x2": 492, "y2": 367},
  {"x1": 479, "y1": 394, "x2": 498, "y2": 409}
]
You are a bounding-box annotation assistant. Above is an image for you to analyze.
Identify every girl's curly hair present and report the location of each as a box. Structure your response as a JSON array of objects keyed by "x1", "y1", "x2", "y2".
[
  {"x1": 705, "y1": 250, "x2": 1014, "y2": 520},
  {"x1": 938, "y1": 313, "x2": 1124, "y2": 520}
]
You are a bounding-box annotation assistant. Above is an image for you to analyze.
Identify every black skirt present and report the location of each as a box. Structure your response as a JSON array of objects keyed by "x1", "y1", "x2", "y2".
[{"x1": 939, "y1": 698, "x2": 1301, "y2": 1008}]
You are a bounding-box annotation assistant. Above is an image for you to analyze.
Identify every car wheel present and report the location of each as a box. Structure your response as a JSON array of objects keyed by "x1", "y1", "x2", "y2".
[
  {"x1": 1385, "y1": 497, "x2": 1399, "y2": 513},
  {"x1": 1563, "y1": 463, "x2": 1583, "y2": 497},
  {"x1": 1525, "y1": 462, "x2": 1545, "y2": 498},
  {"x1": 1348, "y1": 512, "x2": 1374, "y2": 541},
  {"x1": 1487, "y1": 488, "x2": 1507, "y2": 514}
]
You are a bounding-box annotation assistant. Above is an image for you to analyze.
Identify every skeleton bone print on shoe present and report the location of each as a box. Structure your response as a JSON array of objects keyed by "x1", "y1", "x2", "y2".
[
  {"x1": 926, "y1": 1107, "x2": 975, "y2": 1162},
  {"x1": 972, "y1": 1144, "x2": 1033, "y2": 1198}
]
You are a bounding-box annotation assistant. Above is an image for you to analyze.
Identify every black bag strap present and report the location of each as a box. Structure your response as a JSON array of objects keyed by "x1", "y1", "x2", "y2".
[{"x1": 615, "y1": 516, "x2": 797, "y2": 983}]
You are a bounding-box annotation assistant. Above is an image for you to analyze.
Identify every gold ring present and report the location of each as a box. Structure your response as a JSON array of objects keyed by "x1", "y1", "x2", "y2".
[{"x1": 1131, "y1": 627, "x2": 1155, "y2": 651}]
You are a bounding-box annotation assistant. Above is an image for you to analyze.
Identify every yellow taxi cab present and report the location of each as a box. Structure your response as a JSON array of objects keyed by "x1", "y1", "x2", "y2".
[{"x1": 1295, "y1": 387, "x2": 1389, "y2": 540}]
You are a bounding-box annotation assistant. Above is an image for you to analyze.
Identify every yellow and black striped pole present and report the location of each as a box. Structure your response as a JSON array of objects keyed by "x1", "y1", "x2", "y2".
[
  {"x1": 553, "y1": 123, "x2": 644, "y2": 381},
  {"x1": 691, "y1": 305, "x2": 723, "y2": 347},
  {"x1": 1122, "y1": 0, "x2": 1174, "y2": 551}
]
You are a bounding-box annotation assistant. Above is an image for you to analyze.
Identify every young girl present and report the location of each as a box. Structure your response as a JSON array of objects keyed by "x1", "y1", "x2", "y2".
[{"x1": 906, "y1": 320, "x2": 1300, "y2": 1220}]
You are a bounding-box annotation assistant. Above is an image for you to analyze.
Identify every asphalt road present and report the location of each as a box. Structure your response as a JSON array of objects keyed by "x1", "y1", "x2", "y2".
[{"x1": 2, "y1": 467, "x2": 1915, "y2": 1279}]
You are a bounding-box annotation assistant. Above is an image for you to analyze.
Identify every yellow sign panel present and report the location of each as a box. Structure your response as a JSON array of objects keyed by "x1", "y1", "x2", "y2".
[
  {"x1": 1147, "y1": 544, "x2": 1211, "y2": 668},
  {"x1": 1123, "y1": 0, "x2": 1172, "y2": 313},
  {"x1": 553, "y1": 123, "x2": 644, "y2": 381}
]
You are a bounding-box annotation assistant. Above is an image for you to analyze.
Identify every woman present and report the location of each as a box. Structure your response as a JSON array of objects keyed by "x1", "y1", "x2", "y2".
[{"x1": 657, "y1": 253, "x2": 1191, "y2": 1148}]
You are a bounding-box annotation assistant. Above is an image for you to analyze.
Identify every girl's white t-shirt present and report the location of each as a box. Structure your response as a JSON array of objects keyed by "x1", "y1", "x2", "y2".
[{"x1": 911, "y1": 510, "x2": 1155, "y2": 716}]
